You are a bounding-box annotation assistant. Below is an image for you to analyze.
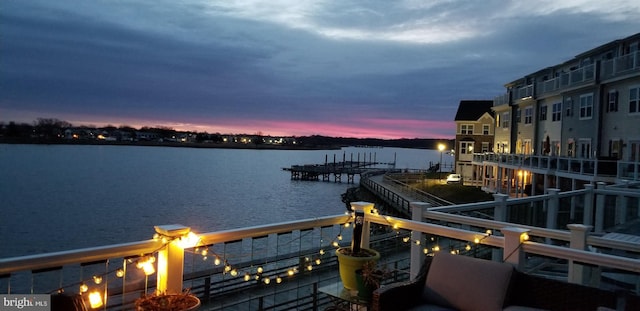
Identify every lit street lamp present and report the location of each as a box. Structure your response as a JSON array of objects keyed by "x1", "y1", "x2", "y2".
[{"x1": 438, "y1": 143, "x2": 445, "y2": 181}]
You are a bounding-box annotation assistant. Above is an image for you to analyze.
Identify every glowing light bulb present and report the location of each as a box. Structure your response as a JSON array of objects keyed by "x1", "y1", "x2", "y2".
[
  {"x1": 423, "y1": 248, "x2": 429, "y2": 254},
  {"x1": 116, "y1": 269, "x2": 125, "y2": 278},
  {"x1": 465, "y1": 244, "x2": 472, "y2": 251},
  {"x1": 142, "y1": 261, "x2": 155, "y2": 276},
  {"x1": 307, "y1": 265, "x2": 313, "y2": 271},
  {"x1": 486, "y1": 229, "x2": 492, "y2": 235},
  {"x1": 474, "y1": 238, "x2": 480, "y2": 244},
  {"x1": 332, "y1": 241, "x2": 339, "y2": 247},
  {"x1": 224, "y1": 265, "x2": 231, "y2": 273},
  {"x1": 433, "y1": 246, "x2": 440, "y2": 252},
  {"x1": 79, "y1": 283, "x2": 88, "y2": 293},
  {"x1": 88, "y1": 291, "x2": 103, "y2": 309},
  {"x1": 214, "y1": 256, "x2": 221, "y2": 265},
  {"x1": 415, "y1": 240, "x2": 421, "y2": 245},
  {"x1": 521, "y1": 232, "x2": 530, "y2": 241},
  {"x1": 393, "y1": 224, "x2": 399, "y2": 230},
  {"x1": 403, "y1": 237, "x2": 410, "y2": 243},
  {"x1": 244, "y1": 273, "x2": 251, "y2": 281},
  {"x1": 337, "y1": 235, "x2": 343, "y2": 241},
  {"x1": 201, "y1": 249, "x2": 208, "y2": 256},
  {"x1": 287, "y1": 269, "x2": 294, "y2": 276},
  {"x1": 319, "y1": 249, "x2": 325, "y2": 255},
  {"x1": 257, "y1": 266, "x2": 263, "y2": 274},
  {"x1": 315, "y1": 258, "x2": 321, "y2": 265},
  {"x1": 92, "y1": 275, "x2": 102, "y2": 285},
  {"x1": 263, "y1": 277, "x2": 271, "y2": 284},
  {"x1": 344, "y1": 223, "x2": 350, "y2": 228},
  {"x1": 231, "y1": 269, "x2": 238, "y2": 277},
  {"x1": 276, "y1": 276, "x2": 282, "y2": 283}
]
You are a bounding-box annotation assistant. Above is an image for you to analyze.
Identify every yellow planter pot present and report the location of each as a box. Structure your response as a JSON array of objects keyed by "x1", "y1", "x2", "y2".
[{"x1": 335, "y1": 247, "x2": 380, "y2": 290}]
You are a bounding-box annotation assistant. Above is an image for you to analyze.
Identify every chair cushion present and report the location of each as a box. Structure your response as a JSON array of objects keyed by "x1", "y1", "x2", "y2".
[{"x1": 423, "y1": 252, "x2": 514, "y2": 311}]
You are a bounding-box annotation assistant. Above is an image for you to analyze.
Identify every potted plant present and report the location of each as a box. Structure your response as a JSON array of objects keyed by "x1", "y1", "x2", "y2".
[
  {"x1": 134, "y1": 289, "x2": 200, "y2": 311},
  {"x1": 354, "y1": 260, "x2": 391, "y2": 300},
  {"x1": 336, "y1": 202, "x2": 380, "y2": 290}
]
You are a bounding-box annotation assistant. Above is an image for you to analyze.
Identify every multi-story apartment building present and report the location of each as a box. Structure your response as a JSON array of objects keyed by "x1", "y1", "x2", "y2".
[
  {"x1": 474, "y1": 32, "x2": 640, "y2": 196},
  {"x1": 453, "y1": 100, "x2": 494, "y2": 184}
]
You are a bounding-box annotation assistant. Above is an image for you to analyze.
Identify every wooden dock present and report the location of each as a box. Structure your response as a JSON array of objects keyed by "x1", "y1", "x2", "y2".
[{"x1": 283, "y1": 153, "x2": 395, "y2": 183}]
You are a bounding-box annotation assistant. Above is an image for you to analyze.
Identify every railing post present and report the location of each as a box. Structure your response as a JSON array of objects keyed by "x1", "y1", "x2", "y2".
[
  {"x1": 583, "y1": 184, "x2": 594, "y2": 226},
  {"x1": 501, "y1": 227, "x2": 529, "y2": 269},
  {"x1": 410, "y1": 202, "x2": 430, "y2": 280},
  {"x1": 595, "y1": 182, "x2": 607, "y2": 233},
  {"x1": 350, "y1": 201, "x2": 375, "y2": 250},
  {"x1": 154, "y1": 224, "x2": 190, "y2": 295},
  {"x1": 616, "y1": 180, "x2": 628, "y2": 226},
  {"x1": 546, "y1": 188, "x2": 560, "y2": 230},
  {"x1": 567, "y1": 224, "x2": 598, "y2": 286},
  {"x1": 493, "y1": 193, "x2": 508, "y2": 222}
]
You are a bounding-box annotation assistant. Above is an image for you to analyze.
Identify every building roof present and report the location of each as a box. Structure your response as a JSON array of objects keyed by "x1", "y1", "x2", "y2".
[{"x1": 454, "y1": 100, "x2": 494, "y2": 121}]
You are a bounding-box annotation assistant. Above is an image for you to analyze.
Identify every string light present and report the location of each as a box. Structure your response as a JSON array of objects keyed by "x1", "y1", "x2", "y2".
[
  {"x1": 79, "y1": 283, "x2": 88, "y2": 293},
  {"x1": 92, "y1": 275, "x2": 102, "y2": 285},
  {"x1": 116, "y1": 269, "x2": 125, "y2": 278},
  {"x1": 88, "y1": 291, "x2": 103, "y2": 309}
]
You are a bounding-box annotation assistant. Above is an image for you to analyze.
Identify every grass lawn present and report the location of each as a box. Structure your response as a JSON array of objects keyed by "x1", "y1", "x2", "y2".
[{"x1": 413, "y1": 179, "x2": 494, "y2": 204}]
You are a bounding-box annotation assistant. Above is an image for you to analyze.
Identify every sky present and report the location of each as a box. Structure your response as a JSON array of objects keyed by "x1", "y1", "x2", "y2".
[{"x1": 1, "y1": 1, "x2": 640, "y2": 139}]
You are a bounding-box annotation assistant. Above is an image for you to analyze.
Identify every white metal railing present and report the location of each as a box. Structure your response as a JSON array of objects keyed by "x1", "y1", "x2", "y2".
[
  {"x1": 602, "y1": 51, "x2": 640, "y2": 80},
  {"x1": 1, "y1": 197, "x2": 639, "y2": 310},
  {"x1": 473, "y1": 153, "x2": 625, "y2": 180}
]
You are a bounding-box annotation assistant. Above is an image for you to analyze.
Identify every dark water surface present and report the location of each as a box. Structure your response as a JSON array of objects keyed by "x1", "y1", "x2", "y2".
[{"x1": 0, "y1": 144, "x2": 441, "y2": 258}]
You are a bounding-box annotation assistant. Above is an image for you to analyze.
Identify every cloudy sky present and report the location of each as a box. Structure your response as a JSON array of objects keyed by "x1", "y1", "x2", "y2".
[{"x1": 1, "y1": 1, "x2": 639, "y2": 139}]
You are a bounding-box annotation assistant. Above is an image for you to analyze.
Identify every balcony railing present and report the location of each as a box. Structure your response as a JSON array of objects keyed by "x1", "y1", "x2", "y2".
[
  {"x1": 536, "y1": 64, "x2": 596, "y2": 97},
  {"x1": 473, "y1": 153, "x2": 624, "y2": 181},
  {"x1": 1, "y1": 194, "x2": 639, "y2": 310},
  {"x1": 602, "y1": 51, "x2": 640, "y2": 80}
]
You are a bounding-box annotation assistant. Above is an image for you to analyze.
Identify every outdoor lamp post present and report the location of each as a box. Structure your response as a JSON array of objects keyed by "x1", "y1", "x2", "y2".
[{"x1": 438, "y1": 143, "x2": 445, "y2": 181}]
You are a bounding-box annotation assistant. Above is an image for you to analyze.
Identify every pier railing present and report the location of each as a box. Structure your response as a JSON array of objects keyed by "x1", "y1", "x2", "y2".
[{"x1": 1, "y1": 198, "x2": 639, "y2": 310}]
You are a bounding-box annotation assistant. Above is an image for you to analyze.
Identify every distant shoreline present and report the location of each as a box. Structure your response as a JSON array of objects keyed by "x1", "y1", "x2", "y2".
[{"x1": 0, "y1": 138, "x2": 343, "y2": 150}]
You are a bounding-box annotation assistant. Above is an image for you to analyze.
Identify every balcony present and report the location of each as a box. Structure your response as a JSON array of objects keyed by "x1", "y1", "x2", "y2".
[
  {"x1": 536, "y1": 64, "x2": 596, "y2": 98},
  {"x1": 602, "y1": 51, "x2": 640, "y2": 81},
  {"x1": 1, "y1": 189, "x2": 640, "y2": 310}
]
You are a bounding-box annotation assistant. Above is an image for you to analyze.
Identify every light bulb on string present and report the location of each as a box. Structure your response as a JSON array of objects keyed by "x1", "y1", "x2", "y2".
[
  {"x1": 230, "y1": 269, "x2": 238, "y2": 277},
  {"x1": 263, "y1": 277, "x2": 271, "y2": 285},
  {"x1": 287, "y1": 269, "x2": 295, "y2": 276},
  {"x1": 244, "y1": 273, "x2": 251, "y2": 281},
  {"x1": 92, "y1": 275, "x2": 102, "y2": 285},
  {"x1": 315, "y1": 258, "x2": 321, "y2": 265},
  {"x1": 116, "y1": 269, "x2": 125, "y2": 278},
  {"x1": 465, "y1": 244, "x2": 472, "y2": 251},
  {"x1": 79, "y1": 283, "x2": 88, "y2": 293},
  {"x1": 276, "y1": 276, "x2": 282, "y2": 284},
  {"x1": 257, "y1": 266, "x2": 263, "y2": 274},
  {"x1": 214, "y1": 256, "x2": 221, "y2": 266},
  {"x1": 319, "y1": 249, "x2": 325, "y2": 255},
  {"x1": 337, "y1": 234, "x2": 343, "y2": 241},
  {"x1": 332, "y1": 241, "x2": 339, "y2": 247}
]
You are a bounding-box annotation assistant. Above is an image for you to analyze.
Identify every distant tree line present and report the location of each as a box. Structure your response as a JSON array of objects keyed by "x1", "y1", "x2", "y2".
[{"x1": 0, "y1": 118, "x2": 452, "y2": 149}]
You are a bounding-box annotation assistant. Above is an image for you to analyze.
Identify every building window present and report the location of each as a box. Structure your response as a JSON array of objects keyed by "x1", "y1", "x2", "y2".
[
  {"x1": 607, "y1": 90, "x2": 618, "y2": 112},
  {"x1": 540, "y1": 105, "x2": 547, "y2": 121},
  {"x1": 552, "y1": 102, "x2": 562, "y2": 121},
  {"x1": 630, "y1": 86, "x2": 640, "y2": 114},
  {"x1": 609, "y1": 139, "x2": 621, "y2": 159},
  {"x1": 501, "y1": 112, "x2": 510, "y2": 128},
  {"x1": 565, "y1": 97, "x2": 573, "y2": 117},
  {"x1": 579, "y1": 93, "x2": 593, "y2": 119},
  {"x1": 516, "y1": 108, "x2": 521, "y2": 123},
  {"x1": 460, "y1": 124, "x2": 474, "y2": 135},
  {"x1": 524, "y1": 107, "x2": 533, "y2": 124},
  {"x1": 481, "y1": 142, "x2": 489, "y2": 153},
  {"x1": 460, "y1": 141, "x2": 474, "y2": 154},
  {"x1": 482, "y1": 124, "x2": 490, "y2": 135}
]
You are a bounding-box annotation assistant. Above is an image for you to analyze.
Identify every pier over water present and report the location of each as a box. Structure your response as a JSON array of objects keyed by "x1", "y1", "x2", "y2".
[{"x1": 283, "y1": 152, "x2": 396, "y2": 183}]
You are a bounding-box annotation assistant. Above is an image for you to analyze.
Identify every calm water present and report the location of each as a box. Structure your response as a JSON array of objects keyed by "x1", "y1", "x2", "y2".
[{"x1": 0, "y1": 144, "x2": 444, "y2": 258}]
